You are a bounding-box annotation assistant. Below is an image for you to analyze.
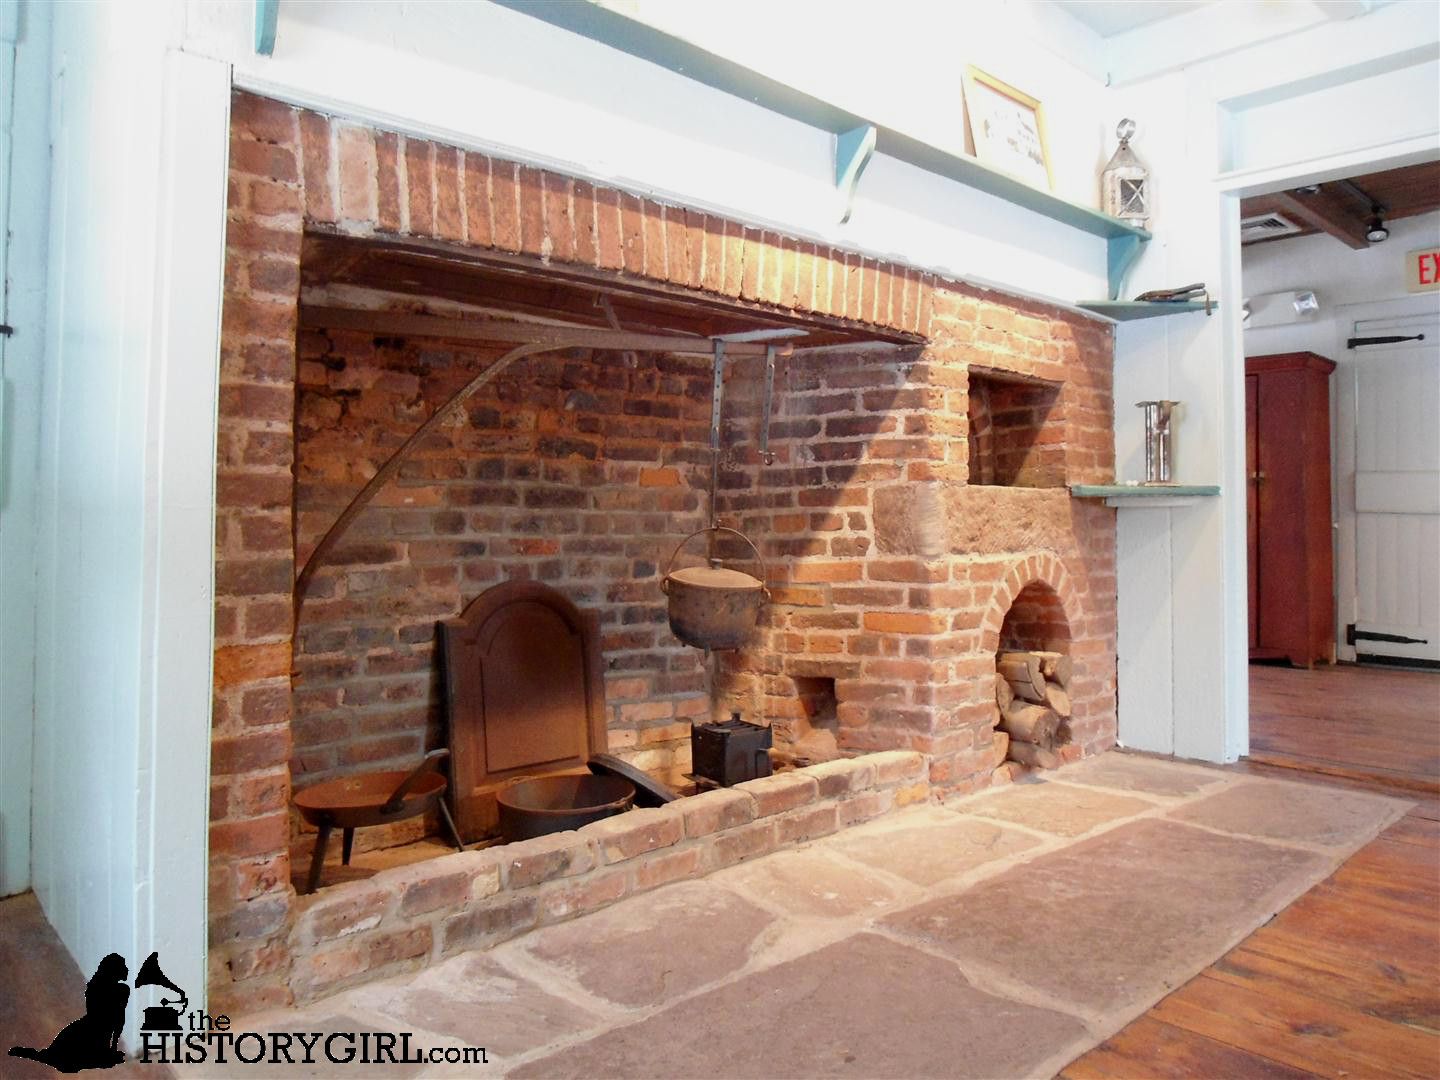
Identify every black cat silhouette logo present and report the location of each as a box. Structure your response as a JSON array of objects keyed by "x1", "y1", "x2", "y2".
[
  {"x1": 7, "y1": 953, "x2": 129, "y2": 1072},
  {"x1": 8, "y1": 950, "x2": 187, "y2": 1072}
]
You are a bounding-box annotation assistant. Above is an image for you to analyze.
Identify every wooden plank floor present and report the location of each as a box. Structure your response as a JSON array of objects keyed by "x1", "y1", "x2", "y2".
[
  {"x1": 1248, "y1": 662, "x2": 1440, "y2": 793},
  {"x1": 1064, "y1": 663, "x2": 1440, "y2": 1079}
]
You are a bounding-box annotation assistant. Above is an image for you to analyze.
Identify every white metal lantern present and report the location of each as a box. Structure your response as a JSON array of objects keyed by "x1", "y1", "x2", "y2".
[{"x1": 1102, "y1": 119, "x2": 1149, "y2": 228}]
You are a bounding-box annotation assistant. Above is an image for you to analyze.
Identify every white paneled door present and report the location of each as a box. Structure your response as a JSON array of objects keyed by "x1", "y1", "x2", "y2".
[{"x1": 1346, "y1": 312, "x2": 1440, "y2": 664}]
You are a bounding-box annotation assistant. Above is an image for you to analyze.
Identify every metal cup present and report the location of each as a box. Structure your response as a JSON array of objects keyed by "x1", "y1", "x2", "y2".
[{"x1": 1136, "y1": 400, "x2": 1180, "y2": 484}]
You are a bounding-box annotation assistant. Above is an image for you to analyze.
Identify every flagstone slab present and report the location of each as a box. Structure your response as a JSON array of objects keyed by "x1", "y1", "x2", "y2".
[
  {"x1": 1050, "y1": 753, "x2": 1230, "y2": 797},
  {"x1": 516, "y1": 880, "x2": 774, "y2": 1009},
  {"x1": 509, "y1": 933, "x2": 1088, "y2": 1079},
  {"x1": 883, "y1": 818, "x2": 1331, "y2": 1014},
  {"x1": 716, "y1": 848, "x2": 905, "y2": 917},
  {"x1": 958, "y1": 781, "x2": 1157, "y2": 837},
  {"x1": 1166, "y1": 780, "x2": 1407, "y2": 847},
  {"x1": 338, "y1": 954, "x2": 602, "y2": 1058},
  {"x1": 822, "y1": 808, "x2": 1042, "y2": 887}
]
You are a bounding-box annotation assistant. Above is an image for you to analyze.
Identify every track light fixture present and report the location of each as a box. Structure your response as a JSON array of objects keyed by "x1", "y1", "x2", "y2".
[{"x1": 1335, "y1": 178, "x2": 1391, "y2": 244}]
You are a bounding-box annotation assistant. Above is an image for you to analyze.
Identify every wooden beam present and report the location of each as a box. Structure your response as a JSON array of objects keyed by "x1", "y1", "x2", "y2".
[
  {"x1": 297, "y1": 306, "x2": 791, "y2": 356},
  {"x1": 301, "y1": 228, "x2": 924, "y2": 345},
  {"x1": 1272, "y1": 190, "x2": 1369, "y2": 250},
  {"x1": 318, "y1": 248, "x2": 824, "y2": 342}
]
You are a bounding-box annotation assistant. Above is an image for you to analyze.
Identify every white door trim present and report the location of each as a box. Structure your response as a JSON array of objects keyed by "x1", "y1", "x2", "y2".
[
  {"x1": 1216, "y1": 134, "x2": 1438, "y2": 754},
  {"x1": 134, "y1": 48, "x2": 229, "y2": 1019}
]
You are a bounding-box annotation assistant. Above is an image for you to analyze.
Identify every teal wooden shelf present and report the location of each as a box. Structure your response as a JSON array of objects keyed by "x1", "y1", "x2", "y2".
[
  {"x1": 1076, "y1": 301, "x2": 1215, "y2": 322},
  {"x1": 1071, "y1": 484, "x2": 1220, "y2": 508},
  {"x1": 501, "y1": 0, "x2": 1149, "y2": 299}
]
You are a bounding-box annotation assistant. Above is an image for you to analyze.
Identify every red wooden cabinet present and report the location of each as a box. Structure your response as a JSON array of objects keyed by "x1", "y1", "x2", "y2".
[{"x1": 1246, "y1": 352, "x2": 1337, "y2": 668}]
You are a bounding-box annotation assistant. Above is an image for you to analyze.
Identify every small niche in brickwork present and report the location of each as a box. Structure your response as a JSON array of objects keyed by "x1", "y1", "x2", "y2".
[
  {"x1": 994, "y1": 582, "x2": 1074, "y2": 771},
  {"x1": 966, "y1": 367, "x2": 1064, "y2": 488},
  {"x1": 791, "y1": 676, "x2": 840, "y2": 761}
]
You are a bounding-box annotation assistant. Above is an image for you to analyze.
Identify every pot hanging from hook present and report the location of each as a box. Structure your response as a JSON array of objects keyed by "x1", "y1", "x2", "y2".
[{"x1": 661, "y1": 526, "x2": 770, "y2": 650}]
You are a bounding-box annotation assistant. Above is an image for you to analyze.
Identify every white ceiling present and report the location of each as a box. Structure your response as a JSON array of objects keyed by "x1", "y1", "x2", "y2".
[{"x1": 1056, "y1": 1, "x2": 1209, "y2": 39}]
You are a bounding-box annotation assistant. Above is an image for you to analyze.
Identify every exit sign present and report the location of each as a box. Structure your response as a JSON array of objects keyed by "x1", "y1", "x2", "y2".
[{"x1": 1407, "y1": 247, "x2": 1440, "y2": 293}]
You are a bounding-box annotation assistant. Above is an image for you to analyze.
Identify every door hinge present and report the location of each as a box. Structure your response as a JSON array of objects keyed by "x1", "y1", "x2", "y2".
[
  {"x1": 1347, "y1": 333, "x2": 1424, "y2": 349},
  {"x1": 1346, "y1": 624, "x2": 1429, "y2": 646},
  {"x1": 0, "y1": 324, "x2": 14, "y2": 337}
]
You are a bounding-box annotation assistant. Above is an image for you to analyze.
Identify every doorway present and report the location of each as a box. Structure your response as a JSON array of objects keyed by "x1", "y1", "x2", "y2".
[{"x1": 1234, "y1": 163, "x2": 1440, "y2": 790}]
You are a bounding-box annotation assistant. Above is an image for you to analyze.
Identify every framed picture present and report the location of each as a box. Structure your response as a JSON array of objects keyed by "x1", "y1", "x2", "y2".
[{"x1": 963, "y1": 67, "x2": 1053, "y2": 191}]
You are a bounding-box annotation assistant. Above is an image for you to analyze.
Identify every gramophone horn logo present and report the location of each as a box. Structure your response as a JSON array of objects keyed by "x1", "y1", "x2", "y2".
[
  {"x1": 134, "y1": 952, "x2": 188, "y2": 1033},
  {"x1": 8, "y1": 950, "x2": 188, "y2": 1072}
]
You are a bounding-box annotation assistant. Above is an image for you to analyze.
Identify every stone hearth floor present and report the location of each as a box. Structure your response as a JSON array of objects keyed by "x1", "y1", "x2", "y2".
[{"x1": 192, "y1": 753, "x2": 1409, "y2": 1079}]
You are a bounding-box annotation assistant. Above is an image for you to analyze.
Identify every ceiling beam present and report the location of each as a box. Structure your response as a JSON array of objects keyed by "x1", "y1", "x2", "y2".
[{"x1": 1271, "y1": 190, "x2": 1370, "y2": 250}]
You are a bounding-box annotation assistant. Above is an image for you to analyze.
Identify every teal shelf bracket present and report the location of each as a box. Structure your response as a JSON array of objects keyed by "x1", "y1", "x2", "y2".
[
  {"x1": 1106, "y1": 234, "x2": 1145, "y2": 301},
  {"x1": 835, "y1": 124, "x2": 877, "y2": 224},
  {"x1": 255, "y1": 0, "x2": 279, "y2": 55}
]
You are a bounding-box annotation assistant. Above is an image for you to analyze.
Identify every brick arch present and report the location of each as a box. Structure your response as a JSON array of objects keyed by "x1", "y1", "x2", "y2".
[{"x1": 978, "y1": 551, "x2": 1083, "y2": 657}]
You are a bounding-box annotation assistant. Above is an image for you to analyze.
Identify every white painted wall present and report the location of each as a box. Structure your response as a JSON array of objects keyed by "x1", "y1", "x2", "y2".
[
  {"x1": 0, "y1": 0, "x2": 50, "y2": 899},
  {"x1": 23, "y1": 0, "x2": 224, "y2": 1036},
  {"x1": 1106, "y1": 1, "x2": 1439, "y2": 760}
]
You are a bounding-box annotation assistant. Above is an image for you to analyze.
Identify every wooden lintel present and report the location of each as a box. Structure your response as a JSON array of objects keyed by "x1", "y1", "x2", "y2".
[
  {"x1": 298, "y1": 306, "x2": 790, "y2": 357},
  {"x1": 301, "y1": 228, "x2": 925, "y2": 346},
  {"x1": 1272, "y1": 190, "x2": 1369, "y2": 250}
]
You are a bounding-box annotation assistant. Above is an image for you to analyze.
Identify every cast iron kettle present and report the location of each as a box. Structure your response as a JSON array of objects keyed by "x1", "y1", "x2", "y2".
[{"x1": 661, "y1": 525, "x2": 769, "y2": 651}]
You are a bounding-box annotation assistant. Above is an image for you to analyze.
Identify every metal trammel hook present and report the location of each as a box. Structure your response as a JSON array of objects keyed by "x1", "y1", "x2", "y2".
[{"x1": 759, "y1": 345, "x2": 777, "y2": 466}]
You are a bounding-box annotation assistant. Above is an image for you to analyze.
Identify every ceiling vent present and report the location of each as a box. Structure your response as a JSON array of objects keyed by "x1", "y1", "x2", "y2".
[{"x1": 1240, "y1": 212, "x2": 1303, "y2": 244}]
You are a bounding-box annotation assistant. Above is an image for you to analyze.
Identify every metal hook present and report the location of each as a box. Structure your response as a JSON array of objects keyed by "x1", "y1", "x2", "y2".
[{"x1": 759, "y1": 345, "x2": 777, "y2": 466}]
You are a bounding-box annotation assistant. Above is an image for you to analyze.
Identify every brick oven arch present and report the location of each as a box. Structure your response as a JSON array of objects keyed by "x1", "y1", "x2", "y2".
[{"x1": 979, "y1": 552, "x2": 1083, "y2": 655}]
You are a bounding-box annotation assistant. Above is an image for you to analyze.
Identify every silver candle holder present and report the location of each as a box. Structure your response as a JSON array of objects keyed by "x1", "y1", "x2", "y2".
[{"x1": 1136, "y1": 400, "x2": 1180, "y2": 484}]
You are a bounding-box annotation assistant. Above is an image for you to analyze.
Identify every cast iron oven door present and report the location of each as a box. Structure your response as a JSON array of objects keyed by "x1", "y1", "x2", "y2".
[{"x1": 438, "y1": 580, "x2": 608, "y2": 842}]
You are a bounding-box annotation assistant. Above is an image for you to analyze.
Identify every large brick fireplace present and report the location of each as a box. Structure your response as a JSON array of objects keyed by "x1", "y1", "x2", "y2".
[{"x1": 209, "y1": 91, "x2": 1118, "y2": 1013}]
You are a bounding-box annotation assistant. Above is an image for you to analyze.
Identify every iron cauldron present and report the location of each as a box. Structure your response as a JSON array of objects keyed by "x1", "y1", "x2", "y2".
[
  {"x1": 495, "y1": 773, "x2": 635, "y2": 842},
  {"x1": 661, "y1": 525, "x2": 769, "y2": 651}
]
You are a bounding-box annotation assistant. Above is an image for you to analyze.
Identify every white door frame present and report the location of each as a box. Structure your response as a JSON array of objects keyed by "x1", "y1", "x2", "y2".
[
  {"x1": 1215, "y1": 133, "x2": 1438, "y2": 755},
  {"x1": 0, "y1": 1, "x2": 35, "y2": 900},
  {"x1": 132, "y1": 48, "x2": 229, "y2": 1022}
]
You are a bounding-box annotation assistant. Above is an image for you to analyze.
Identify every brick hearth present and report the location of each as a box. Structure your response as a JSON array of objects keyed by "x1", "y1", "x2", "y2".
[{"x1": 209, "y1": 90, "x2": 1117, "y2": 1013}]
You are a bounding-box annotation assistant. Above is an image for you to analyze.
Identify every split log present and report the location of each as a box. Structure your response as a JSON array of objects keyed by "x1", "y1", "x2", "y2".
[
  {"x1": 989, "y1": 730, "x2": 1010, "y2": 769},
  {"x1": 1033, "y1": 651, "x2": 1073, "y2": 688},
  {"x1": 998, "y1": 703, "x2": 1058, "y2": 746},
  {"x1": 1007, "y1": 742, "x2": 1062, "y2": 769},
  {"x1": 994, "y1": 673, "x2": 1015, "y2": 711},
  {"x1": 1005, "y1": 677, "x2": 1047, "y2": 705},
  {"x1": 997, "y1": 653, "x2": 1046, "y2": 701},
  {"x1": 1044, "y1": 684, "x2": 1072, "y2": 718}
]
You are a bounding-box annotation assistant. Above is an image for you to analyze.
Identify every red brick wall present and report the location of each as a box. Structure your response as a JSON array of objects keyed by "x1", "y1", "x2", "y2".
[
  {"x1": 210, "y1": 90, "x2": 1118, "y2": 1014},
  {"x1": 290, "y1": 331, "x2": 715, "y2": 861},
  {"x1": 712, "y1": 290, "x2": 1116, "y2": 791}
]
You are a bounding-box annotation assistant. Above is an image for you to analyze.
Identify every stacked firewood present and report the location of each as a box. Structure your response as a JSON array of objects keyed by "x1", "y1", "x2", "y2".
[{"x1": 993, "y1": 650, "x2": 1071, "y2": 770}]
